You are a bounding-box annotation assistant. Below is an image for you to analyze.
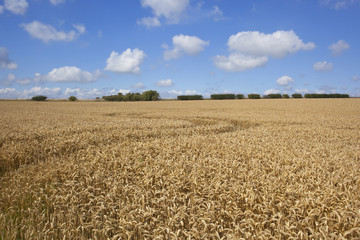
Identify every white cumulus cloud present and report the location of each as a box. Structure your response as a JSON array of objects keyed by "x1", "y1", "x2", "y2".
[
  {"x1": 156, "y1": 79, "x2": 173, "y2": 87},
  {"x1": 64, "y1": 88, "x2": 104, "y2": 99},
  {"x1": 276, "y1": 76, "x2": 294, "y2": 86},
  {"x1": 185, "y1": 90, "x2": 198, "y2": 95},
  {"x1": 105, "y1": 48, "x2": 146, "y2": 74},
  {"x1": 228, "y1": 30, "x2": 315, "y2": 58},
  {"x1": 294, "y1": 89, "x2": 309, "y2": 94},
  {"x1": 213, "y1": 53, "x2": 268, "y2": 72},
  {"x1": 264, "y1": 89, "x2": 281, "y2": 95},
  {"x1": 4, "y1": 0, "x2": 28, "y2": 15},
  {"x1": 0, "y1": 47, "x2": 18, "y2": 69},
  {"x1": 0, "y1": 88, "x2": 20, "y2": 99},
  {"x1": 140, "y1": 0, "x2": 189, "y2": 25},
  {"x1": 329, "y1": 40, "x2": 350, "y2": 56},
  {"x1": 164, "y1": 34, "x2": 209, "y2": 60},
  {"x1": 109, "y1": 89, "x2": 131, "y2": 95},
  {"x1": 0, "y1": 5, "x2": 4, "y2": 14},
  {"x1": 1, "y1": 73, "x2": 32, "y2": 85},
  {"x1": 313, "y1": 61, "x2": 333, "y2": 71},
  {"x1": 23, "y1": 87, "x2": 62, "y2": 98},
  {"x1": 21, "y1": 21, "x2": 85, "y2": 43},
  {"x1": 43, "y1": 66, "x2": 101, "y2": 83},
  {"x1": 214, "y1": 30, "x2": 315, "y2": 72}
]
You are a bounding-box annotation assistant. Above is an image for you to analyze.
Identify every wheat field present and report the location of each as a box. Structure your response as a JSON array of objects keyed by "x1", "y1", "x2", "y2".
[{"x1": 0, "y1": 99, "x2": 359, "y2": 239}]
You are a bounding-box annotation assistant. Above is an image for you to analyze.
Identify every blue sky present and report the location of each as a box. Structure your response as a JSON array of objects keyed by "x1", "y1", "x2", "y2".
[{"x1": 0, "y1": 0, "x2": 359, "y2": 99}]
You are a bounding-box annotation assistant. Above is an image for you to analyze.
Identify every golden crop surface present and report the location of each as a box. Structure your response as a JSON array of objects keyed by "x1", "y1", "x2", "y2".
[{"x1": 0, "y1": 99, "x2": 359, "y2": 239}]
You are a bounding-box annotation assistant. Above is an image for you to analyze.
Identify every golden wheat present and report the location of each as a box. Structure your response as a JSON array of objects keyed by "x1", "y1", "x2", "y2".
[{"x1": 0, "y1": 99, "x2": 359, "y2": 239}]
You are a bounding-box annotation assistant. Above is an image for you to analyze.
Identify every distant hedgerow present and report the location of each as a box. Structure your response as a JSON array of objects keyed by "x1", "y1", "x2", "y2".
[
  {"x1": 236, "y1": 94, "x2": 244, "y2": 99},
  {"x1": 248, "y1": 94, "x2": 261, "y2": 99},
  {"x1": 292, "y1": 93, "x2": 303, "y2": 98},
  {"x1": 177, "y1": 95, "x2": 203, "y2": 100},
  {"x1": 210, "y1": 94, "x2": 236, "y2": 100},
  {"x1": 304, "y1": 93, "x2": 349, "y2": 98},
  {"x1": 264, "y1": 94, "x2": 282, "y2": 99}
]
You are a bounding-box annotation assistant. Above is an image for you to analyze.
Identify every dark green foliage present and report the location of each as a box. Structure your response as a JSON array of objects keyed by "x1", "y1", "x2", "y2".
[
  {"x1": 210, "y1": 94, "x2": 236, "y2": 100},
  {"x1": 31, "y1": 95, "x2": 47, "y2": 101},
  {"x1": 282, "y1": 94, "x2": 290, "y2": 98},
  {"x1": 292, "y1": 93, "x2": 303, "y2": 98},
  {"x1": 248, "y1": 94, "x2": 261, "y2": 99},
  {"x1": 102, "y1": 90, "x2": 159, "y2": 102},
  {"x1": 102, "y1": 93, "x2": 123, "y2": 101},
  {"x1": 68, "y1": 96, "x2": 77, "y2": 101},
  {"x1": 123, "y1": 93, "x2": 142, "y2": 101},
  {"x1": 264, "y1": 94, "x2": 282, "y2": 99},
  {"x1": 304, "y1": 93, "x2": 349, "y2": 98},
  {"x1": 329, "y1": 93, "x2": 350, "y2": 98},
  {"x1": 236, "y1": 94, "x2": 244, "y2": 99},
  {"x1": 177, "y1": 95, "x2": 203, "y2": 100},
  {"x1": 142, "y1": 90, "x2": 159, "y2": 101}
]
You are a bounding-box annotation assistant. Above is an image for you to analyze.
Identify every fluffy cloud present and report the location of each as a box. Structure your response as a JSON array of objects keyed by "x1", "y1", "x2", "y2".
[
  {"x1": 50, "y1": 0, "x2": 65, "y2": 6},
  {"x1": 109, "y1": 89, "x2": 131, "y2": 95},
  {"x1": 42, "y1": 66, "x2": 101, "y2": 83},
  {"x1": 329, "y1": 40, "x2": 350, "y2": 56},
  {"x1": 0, "y1": 87, "x2": 140, "y2": 99},
  {"x1": 140, "y1": 0, "x2": 189, "y2": 25},
  {"x1": 1, "y1": 73, "x2": 32, "y2": 85},
  {"x1": 105, "y1": 48, "x2": 146, "y2": 74},
  {"x1": 264, "y1": 89, "x2": 281, "y2": 95},
  {"x1": 64, "y1": 88, "x2": 104, "y2": 99},
  {"x1": 137, "y1": 17, "x2": 161, "y2": 27},
  {"x1": 185, "y1": 90, "x2": 198, "y2": 95},
  {"x1": 213, "y1": 53, "x2": 268, "y2": 72},
  {"x1": 0, "y1": 47, "x2": 18, "y2": 69},
  {"x1": 4, "y1": 0, "x2": 28, "y2": 15},
  {"x1": 21, "y1": 21, "x2": 85, "y2": 43},
  {"x1": 156, "y1": 79, "x2": 173, "y2": 87},
  {"x1": 0, "y1": 5, "x2": 4, "y2": 14},
  {"x1": 164, "y1": 34, "x2": 209, "y2": 60},
  {"x1": 23, "y1": 86, "x2": 62, "y2": 98},
  {"x1": 2, "y1": 67, "x2": 101, "y2": 85},
  {"x1": 0, "y1": 88, "x2": 20, "y2": 99},
  {"x1": 276, "y1": 76, "x2": 294, "y2": 86},
  {"x1": 313, "y1": 61, "x2": 333, "y2": 71},
  {"x1": 228, "y1": 30, "x2": 315, "y2": 58},
  {"x1": 163, "y1": 89, "x2": 197, "y2": 98},
  {"x1": 214, "y1": 30, "x2": 315, "y2": 72},
  {"x1": 168, "y1": 90, "x2": 182, "y2": 95},
  {"x1": 294, "y1": 89, "x2": 309, "y2": 94}
]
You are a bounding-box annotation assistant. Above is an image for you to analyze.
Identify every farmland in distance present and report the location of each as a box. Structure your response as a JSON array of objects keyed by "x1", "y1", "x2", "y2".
[{"x1": 0, "y1": 99, "x2": 359, "y2": 239}]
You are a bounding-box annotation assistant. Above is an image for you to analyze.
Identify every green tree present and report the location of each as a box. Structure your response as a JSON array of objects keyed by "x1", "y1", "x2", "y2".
[
  {"x1": 142, "y1": 90, "x2": 159, "y2": 101},
  {"x1": 31, "y1": 95, "x2": 47, "y2": 101},
  {"x1": 68, "y1": 96, "x2": 78, "y2": 101}
]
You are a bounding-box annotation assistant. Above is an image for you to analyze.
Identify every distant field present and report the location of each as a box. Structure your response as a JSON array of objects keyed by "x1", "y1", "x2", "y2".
[{"x1": 1, "y1": 99, "x2": 359, "y2": 239}]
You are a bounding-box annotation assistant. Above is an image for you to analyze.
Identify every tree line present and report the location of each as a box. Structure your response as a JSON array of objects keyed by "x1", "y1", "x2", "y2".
[{"x1": 29, "y1": 92, "x2": 350, "y2": 102}]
